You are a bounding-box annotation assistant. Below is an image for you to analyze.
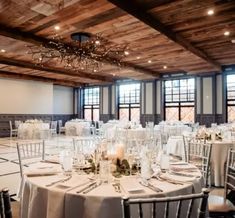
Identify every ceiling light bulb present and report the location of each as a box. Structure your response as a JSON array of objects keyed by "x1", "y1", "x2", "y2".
[
  {"x1": 224, "y1": 31, "x2": 230, "y2": 36},
  {"x1": 232, "y1": 39, "x2": 235, "y2": 43},
  {"x1": 93, "y1": 69, "x2": 97, "y2": 72},
  {"x1": 95, "y1": 40, "x2": 100, "y2": 45},
  {"x1": 148, "y1": 60, "x2": 152, "y2": 63},
  {"x1": 124, "y1": 51, "x2": 129, "y2": 55},
  {"x1": 54, "y1": 25, "x2": 60, "y2": 31},
  {"x1": 0, "y1": 49, "x2": 6, "y2": 53},
  {"x1": 136, "y1": 56, "x2": 140, "y2": 59},
  {"x1": 207, "y1": 9, "x2": 214, "y2": 15},
  {"x1": 163, "y1": 65, "x2": 167, "y2": 69}
]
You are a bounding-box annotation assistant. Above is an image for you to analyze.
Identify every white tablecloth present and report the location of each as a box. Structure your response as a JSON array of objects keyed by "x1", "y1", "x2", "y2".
[
  {"x1": 210, "y1": 141, "x2": 234, "y2": 186},
  {"x1": 18, "y1": 123, "x2": 50, "y2": 139},
  {"x1": 166, "y1": 136, "x2": 185, "y2": 159},
  {"x1": 21, "y1": 163, "x2": 202, "y2": 218},
  {"x1": 65, "y1": 121, "x2": 90, "y2": 136}
]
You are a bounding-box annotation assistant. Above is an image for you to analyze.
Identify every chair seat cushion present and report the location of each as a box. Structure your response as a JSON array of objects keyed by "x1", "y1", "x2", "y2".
[{"x1": 208, "y1": 195, "x2": 235, "y2": 213}]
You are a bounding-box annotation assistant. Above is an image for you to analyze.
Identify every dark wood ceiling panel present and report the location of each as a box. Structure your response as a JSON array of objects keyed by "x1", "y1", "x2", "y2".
[{"x1": 0, "y1": 0, "x2": 234, "y2": 85}]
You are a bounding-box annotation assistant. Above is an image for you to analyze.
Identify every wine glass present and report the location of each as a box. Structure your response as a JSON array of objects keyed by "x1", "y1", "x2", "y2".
[{"x1": 94, "y1": 148, "x2": 102, "y2": 177}]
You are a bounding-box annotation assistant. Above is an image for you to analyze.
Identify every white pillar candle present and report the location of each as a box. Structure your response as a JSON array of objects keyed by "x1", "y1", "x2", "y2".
[{"x1": 116, "y1": 143, "x2": 125, "y2": 160}]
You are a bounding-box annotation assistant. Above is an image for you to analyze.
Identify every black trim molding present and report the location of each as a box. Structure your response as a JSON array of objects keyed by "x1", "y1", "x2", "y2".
[{"x1": 0, "y1": 114, "x2": 76, "y2": 137}]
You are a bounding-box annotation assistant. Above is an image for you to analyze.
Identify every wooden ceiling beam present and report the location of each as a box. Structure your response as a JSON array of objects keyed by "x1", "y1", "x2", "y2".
[
  {"x1": 0, "y1": 70, "x2": 82, "y2": 87},
  {"x1": 0, "y1": 23, "x2": 160, "y2": 77},
  {"x1": 0, "y1": 56, "x2": 113, "y2": 83},
  {"x1": 108, "y1": 0, "x2": 222, "y2": 71}
]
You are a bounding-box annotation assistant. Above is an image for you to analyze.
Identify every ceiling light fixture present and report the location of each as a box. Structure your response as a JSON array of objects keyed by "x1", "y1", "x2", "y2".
[
  {"x1": 148, "y1": 60, "x2": 152, "y2": 63},
  {"x1": 163, "y1": 65, "x2": 167, "y2": 69},
  {"x1": 27, "y1": 32, "x2": 129, "y2": 72},
  {"x1": 0, "y1": 49, "x2": 6, "y2": 53},
  {"x1": 136, "y1": 56, "x2": 140, "y2": 59},
  {"x1": 207, "y1": 9, "x2": 214, "y2": 15},
  {"x1": 232, "y1": 39, "x2": 235, "y2": 44},
  {"x1": 54, "y1": 25, "x2": 60, "y2": 31},
  {"x1": 224, "y1": 31, "x2": 230, "y2": 36}
]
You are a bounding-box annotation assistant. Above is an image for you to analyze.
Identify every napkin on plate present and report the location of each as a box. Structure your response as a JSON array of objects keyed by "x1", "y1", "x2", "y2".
[{"x1": 24, "y1": 168, "x2": 61, "y2": 176}]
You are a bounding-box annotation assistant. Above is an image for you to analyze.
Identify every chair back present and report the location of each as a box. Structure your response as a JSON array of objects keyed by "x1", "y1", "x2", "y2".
[
  {"x1": 14, "y1": 120, "x2": 22, "y2": 129},
  {"x1": 16, "y1": 141, "x2": 45, "y2": 177},
  {"x1": 183, "y1": 135, "x2": 194, "y2": 162},
  {"x1": 50, "y1": 121, "x2": 57, "y2": 130},
  {"x1": 188, "y1": 140, "x2": 212, "y2": 187},
  {"x1": 224, "y1": 148, "x2": 235, "y2": 199},
  {"x1": 123, "y1": 189, "x2": 209, "y2": 218},
  {"x1": 0, "y1": 188, "x2": 12, "y2": 218},
  {"x1": 58, "y1": 120, "x2": 63, "y2": 128},
  {"x1": 9, "y1": 121, "x2": 13, "y2": 131},
  {"x1": 73, "y1": 138, "x2": 95, "y2": 155}
]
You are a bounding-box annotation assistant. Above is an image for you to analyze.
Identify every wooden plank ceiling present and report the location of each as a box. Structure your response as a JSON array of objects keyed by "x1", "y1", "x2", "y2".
[{"x1": 0, "y1": 0, "x2": 234, "y2": 86}]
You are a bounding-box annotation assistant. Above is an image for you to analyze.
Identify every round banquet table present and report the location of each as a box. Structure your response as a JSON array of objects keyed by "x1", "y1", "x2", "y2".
[
  {"x1": 18, "y1": 123, "x2": 50, "y2": 139},
  {"x1": 65, "y1": 121, "x2": 91, "y2": 136},
  {"x1": 21, "y1": 162, "x2": 203, "y2": 218}
]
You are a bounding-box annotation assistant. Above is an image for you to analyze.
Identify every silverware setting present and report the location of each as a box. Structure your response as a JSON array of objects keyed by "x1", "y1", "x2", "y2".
[
  {"x1": 82, "y1": 181, "x2": 102, "y2": 194},
  {"x1": 139, "y1": 179, "x2": 163, "y2": 193},
  {"x1": 76, "y1": 181, "x2": 97, "y2": 193},
  {"x1": 46, "y1": 175, "x2": 72, "y2": 187}
]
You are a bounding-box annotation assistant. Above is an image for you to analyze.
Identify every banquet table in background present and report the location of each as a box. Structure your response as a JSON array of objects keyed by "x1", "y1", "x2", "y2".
[
  {"x1": 65, "y1": 120, "x2": 91, "y2": 136},
  {"x1": 21, "y1": 162, "x2": 203, "y2": 218},
  {"x1": 17, "y1": 122, "x2": 50, "y2": 139}
]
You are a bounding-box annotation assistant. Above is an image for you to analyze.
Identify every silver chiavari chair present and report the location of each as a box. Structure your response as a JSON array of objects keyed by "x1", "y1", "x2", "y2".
[
  {"x1": 58, "y1": 120, "x2": 66, "y2": 135},
  {"x1": 9, "y1": 120, "x2": 18, "y2": 138},
  {"x1": 188, "y1": 140, "x2": 212, "y2": 187},
  {"x1": 183, "y1": 134, "x2": 194, "y2": 162},
  {"x1": 50, "y1": 121, "x2": 57, "y2": 136},
  {"x1": 208, "y1": 148, "x2": 235, "y2": 217},
  {"x1": 16, "y1": 141, "x2": 45, "y2": 177},
  {"x1": 73, "y1": 137, "x2": 95, "y2": 155},
  {"x1": 123, "y1": 189, "x2": 209, "y2": 218}
]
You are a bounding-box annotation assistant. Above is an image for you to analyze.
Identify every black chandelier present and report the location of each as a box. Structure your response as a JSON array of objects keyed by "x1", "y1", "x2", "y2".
[{"x1": 27, "y1": 32, "x2": 129, "y2": 72}]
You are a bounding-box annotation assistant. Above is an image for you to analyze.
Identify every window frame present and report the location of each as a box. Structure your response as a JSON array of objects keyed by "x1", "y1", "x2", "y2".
[
  {"x1": 117, "y1": 82, "x2": 140, "y2": 121},
  {"x1": 226, "y1": 73, "x2": 235, "y2": 122},
  {"x1": 83, "y1": 86, "x2": 100, "y2": 121},
  {"x1": 163, "y1": 77, "x2": 196, "y2": 122}
]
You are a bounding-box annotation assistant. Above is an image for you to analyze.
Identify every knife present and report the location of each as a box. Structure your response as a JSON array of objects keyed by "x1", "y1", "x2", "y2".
[
  {"x1": 76, "y1": 181, "x2": 97, "y2": 193},
  {"x1": 83, "y1": 181, "x2": 102, "y2": 194}
]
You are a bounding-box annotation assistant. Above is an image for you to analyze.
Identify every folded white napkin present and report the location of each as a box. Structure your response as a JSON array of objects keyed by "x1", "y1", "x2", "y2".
[{"x1": 24, "y1": 168, "x2": 61, "y2": 176}]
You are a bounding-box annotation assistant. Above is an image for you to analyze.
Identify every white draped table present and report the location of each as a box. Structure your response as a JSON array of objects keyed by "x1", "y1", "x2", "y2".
[
  {"x1": 18, "y1": 122, "x2": 50, "y2": 139},
  {"x1": 65, "y1": 121, "x2": 91, "y2": 136},
  {"x1": 21, "y1": 162, "x2": 203, "y2": 218},
  {"x1": 210, "y1": 141, "x2": 235, "y2": 186}
]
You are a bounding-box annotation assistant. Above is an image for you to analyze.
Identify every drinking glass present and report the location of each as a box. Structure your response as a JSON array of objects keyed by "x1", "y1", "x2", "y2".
[
  {"x1": 60, "y1": 150, "x2": 73, "y2": 176},
  {"x1": 99, "y1": 160, "x2": 111, "y2": 183},
  {"x1": 160, "y1": 153, "x2": 170, "y2": 172}
]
